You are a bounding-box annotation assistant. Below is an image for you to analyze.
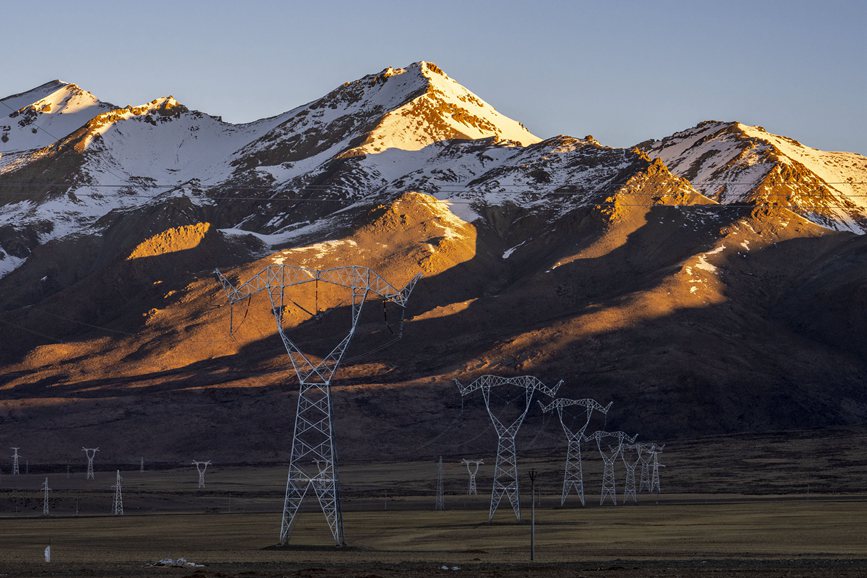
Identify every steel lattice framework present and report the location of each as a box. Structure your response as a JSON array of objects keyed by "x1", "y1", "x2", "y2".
[
  {"x1": 10, "y1": 447, "x2": 19, "y2": 476},
  {"x1": 112, "y1": 470, "x2": 124, "y2": 515},
  {"x1": 82, "y1": 448, "x2": 99, "y2": 480},
  {"x1": 193, "y1": 460, "x2": 211, "y2": 489},
  {"x1": 41, "y1": 477, "x2": 50, "y2": 516},
  {"x1": 539, "y1": 397, "x2": 612, "y2": 506},
  {"x1": 215, "y1": 265, "x2": 421, "y2": 546},
  {"x1": 455, "y1": 375, "x2": 562, "y2": 522},
  {"x1": 461, "y1": 459, "x2": 483, "y2": 495},
  {"x1": 638, "y1": 442, "x2": 659, "y2": 493},
  {"x1": 621, "y1": 443, "x2": 642, "y2": 504},
  {"x1": 651, "y1": 444, "x2": 665, "y2": 494},
  {"x1": 584, "y1": 431, "x2": 637, "y2": 506}
]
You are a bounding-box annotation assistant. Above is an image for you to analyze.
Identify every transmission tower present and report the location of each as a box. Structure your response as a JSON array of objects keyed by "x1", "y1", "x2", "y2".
[
  {"x1": 621, "y1": 443, "x2": 642, "y2": 504},
  {"x1": 638, "y1": 443, "x2": 655, "y2": 493},
  {"x1": 539, "y1": 397, "x2": 612, "y2": 506},
  {"x1": 584, "y1": 431, "x2": 637, "y2": 506},
  {"x1": 193, "y1": 460, "x2": 211, "y2": 489},
  {"x1": 140, "y1": 457, "x2": 144, "y2": 473},
  {"x1": 461, "y1": 459, "x2": 483, "y2": 495},
  {"x1": 434, "y1": 456, "x2": 445, "y2": 511},
  {"x1": 112, "y1": 470, "x2": 124, "y2": 515},
  {"x1": 651, "y1": 444, "x2": 665, "y2": 494},
  {"x1": 10, "y1": 447, "x2": 20, "y2": 476},
  {"x1": 82, "y1": 448, "x2": 99, "y2": 480},
  {"x1": 215, "y1": 264, "x2": 421, "y2": 546},
  {"x1": 455, "y1": 375, "x2": 562, "y2": 522},
  {"x1": 41, "y1": 477, "x2": 50, "y2": 516}
]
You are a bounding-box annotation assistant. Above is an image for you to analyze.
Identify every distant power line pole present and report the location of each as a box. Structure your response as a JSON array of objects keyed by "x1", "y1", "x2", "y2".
[
  {"x1": 82, "y1": 448, "x2": 99, "y2": 480},
  {"x1": 112, "y1": 470, "x2": 124, "y2": 515},
  {"x1": 11, "y1": 447, "x2": 20, "y2": 476},
  {"x1": 41, "y1": 477, "x2": 51, "y2": 516},
  {"x1": 435, "y1": 456, "x2": 445, "y2": 511}
]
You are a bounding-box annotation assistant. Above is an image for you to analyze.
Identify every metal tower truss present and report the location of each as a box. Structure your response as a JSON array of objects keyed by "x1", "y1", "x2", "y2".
[
  {"x1": 455, "y1": 375, "x2": 562, "y2": 522},
  {"x1": 11, "y1": 447, "x2": 20, "y2": 476},
  {"x1": 435, "y1": 456, "x2": 445, "y2": 511},
  {"x1": 584, "y1": 431, "x2": 637, "y2": 506},
  {"x1": 41, "y1": 477, "x2": 50, "y2": 516},
  {"x1": 621, "y1": 443, "x2": 642, "y2": 504},
  {"x1": 112, "y1": 470, "x2": 124, "y2": 515},
  {"x1": 637, "y1": 442, "x2": 657, "y2": 493},
  {"x1": 215, "y1": 265, "x2": 421, "y2": 546},
  {"x1": 651, "y1": 444, "x2": 665, "y2": 494},
  {"x1": 539, "y1": 397, "x2": 612, "y2": 506},
  {"x1": 193, "y1": 460, "x2": 211, "y2": 489},
  {"x1": 461, "y1": 459, "x2": 483, "y2": 495},
  {"x1": 82, "y1": 448, "x2": 99, "y2": 480}
]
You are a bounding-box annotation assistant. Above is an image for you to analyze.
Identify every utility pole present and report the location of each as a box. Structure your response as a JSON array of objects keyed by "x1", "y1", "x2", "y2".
[
  {"x1": 529, "y1": 468, "x2": 536, "y2": 561},
  {"x1": 435, "y1": 456, "x2": 445, "y2": 511},
  {"x1": 215, "y1": 264, "x2": 421, "y2": 546}
]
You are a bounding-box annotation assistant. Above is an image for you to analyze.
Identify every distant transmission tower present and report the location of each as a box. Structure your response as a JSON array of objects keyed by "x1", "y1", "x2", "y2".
[
  {"x1": 41, "y1": 477, "x2": 50, "y2": 516},
  {"x1": 434, "y1": 456, "x2": 445, "y2": 511},
  {"x1": 11, "y1": 447, "x2": 20, "y2": 476},
  {"x1": 584, "y1": 431, "x2": 637, "y2": 506},
  {"x1": 638, "y1": 443, "x2": 654, "y2": 493},
  {"x1": 651, "y1": 444, "x2": 665, "y2": 494},
  {"x1": 455, "y1": 375, "x2": 562, "y2": 522},
  {"x1": 621, "y1": 443, "x2": 642, "y2": 504},
  {"x1": 461, "y1": 459, "x2": 483, "y2": 495},
  {"x1": 82, "y1": 448, "x2": 99, "y2": 480},
  {"x1": 111, "y1": 470, "x2": 124, "y2": 515},
  {"x1": 215, "y1": 264, "x2": 421, "y2": 546},
  {"x1": 193, "y1": 460, "x2": 211, "y2": 489},
  {"x1": 539, "y1": 397, "x2": 612, "y2": 506},
  {"x1": 140, "y1": 457, "x2": 144, "y2": 473}
]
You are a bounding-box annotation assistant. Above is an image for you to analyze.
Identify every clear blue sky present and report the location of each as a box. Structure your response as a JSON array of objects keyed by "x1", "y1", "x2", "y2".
[{"x1": 4, "y1": 0, "x2": 865, "y2": 153}]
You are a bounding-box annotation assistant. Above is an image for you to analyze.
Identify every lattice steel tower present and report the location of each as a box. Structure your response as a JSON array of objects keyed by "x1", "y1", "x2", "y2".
[
  {"x1": 621, "y1": 442, "x2": 642, "y2": 504},
  {"x1": 455, "y1": 375, "x2": 561, "y2": 522},
  {"x1": 193, "y1": 460, "x2": 211, "y2": 489},
  {"x1": 215, "y1": 265, "x2": 420, "y2": 546},
  {"x1": 638, "y1": 442, "x2": 655, "y2": 493},
  {"x1": 584, "y1": 431, "x2": 637, "y2": 506},
  {"x1": 539, "y1": 397, "x2": 612, "y2": 506},
  {"x1": 41, "y1": 477, "x2": 50, "y2": 516},
  {"x1": 10, "y1": 447, "x2": 20, "y2": 476},
  {"x1": 112, "y1": 470, "x2": 124, "y2": 515},
  {"x1": 82, "y1": 448, "x2": 99, "y2": 480},
  {"x1": 651, "y1": 444, "x2": 665, "y2": 494},
  {"x1": 461, "y1": 459, "x2": 483, "y2": 495}
]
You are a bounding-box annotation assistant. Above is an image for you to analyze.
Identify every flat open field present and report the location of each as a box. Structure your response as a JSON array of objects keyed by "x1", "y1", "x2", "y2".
[{"x1": 3, "y1": 430, "x2": 867, "y2": 576}]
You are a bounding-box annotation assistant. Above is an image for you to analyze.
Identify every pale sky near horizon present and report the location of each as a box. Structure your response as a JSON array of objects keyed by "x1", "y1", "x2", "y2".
[{"x1": 3, "y1": 0, "x2": 865, "y2": 153}]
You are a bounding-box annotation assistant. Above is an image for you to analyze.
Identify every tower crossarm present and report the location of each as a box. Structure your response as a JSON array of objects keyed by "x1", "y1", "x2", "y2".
[
  {"x1": 539, "y1": 397, "x2": 612, "y2": 438},
  {"x1": 455, "y1": 375, "x2": 562, "y2": 435},
  {"x1": 583, "y1": 431, "x2": 638, "y2": 462}
]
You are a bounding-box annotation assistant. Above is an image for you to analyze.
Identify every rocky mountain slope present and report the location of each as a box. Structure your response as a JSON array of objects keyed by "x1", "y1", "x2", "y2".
[
  {"x1": 641, "y1": 121, "x2": 867, "y2": 233},
  {"x1": 0, "y1": 63, "x2": 865, "y2": 465}
]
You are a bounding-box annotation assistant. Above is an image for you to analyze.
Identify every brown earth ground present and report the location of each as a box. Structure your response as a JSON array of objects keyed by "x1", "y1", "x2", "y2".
[{"x1": 2, "y1": 429, "x2": 867, "y2": 577}]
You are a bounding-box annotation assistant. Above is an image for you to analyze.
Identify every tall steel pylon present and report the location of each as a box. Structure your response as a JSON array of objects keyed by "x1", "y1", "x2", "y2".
[
  {"x1": 461, "y1": 459, "x2": 483, "y2": 495},
  {"x1": 215, "y1": 265, "x2": 421, "y2": 546},
  {"x1": 621, "y1": 443, "x2": 642, "y2": 504},
  {"x1": 434, "y1": 456, "x2": 445, "y2": 511},
  {"x1": 584, "y1": 431, "x2": 637, "y2": 506},
  {"x1": 112, "y1": 470, "x2": 124, "y2": 515},
  {"x1": 193, "y1": 460, "x2": 211, "y2": 489},
  {"x1": 539, "y1": 397, "x2": 612, "y2": 506},
  {"x1": 638, "y1": 442, "x2": 655, "y2": 493},
  {"x1": 455, "y1": 375, "x2": 561, "y2": 522},
  {"x1": 41, "y1": 477, "x2": 50, "y2": 516},
  {"x1": 10, "y1": 447, "x2": 20, "y2": 476},
  {"x1": 650, "y1": 444, "x2": 665, "y2": 494},
  {"x1": 82, "y1": 448, "x2": 99, "y2": 480}
]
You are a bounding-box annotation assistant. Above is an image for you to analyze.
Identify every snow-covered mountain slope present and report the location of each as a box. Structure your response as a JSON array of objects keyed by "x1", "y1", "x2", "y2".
[
  {"x1": 641, "y1": 121, "x2": 867, "y2": 233},
  {"x1": 0, "y1": 80, "x2": 114, "y2": 156}
]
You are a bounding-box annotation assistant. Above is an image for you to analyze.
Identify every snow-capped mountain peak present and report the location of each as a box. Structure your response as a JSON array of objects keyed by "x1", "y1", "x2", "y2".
[{"x1": 0, "y1": 80, "x2": 114, "y2": 154}]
